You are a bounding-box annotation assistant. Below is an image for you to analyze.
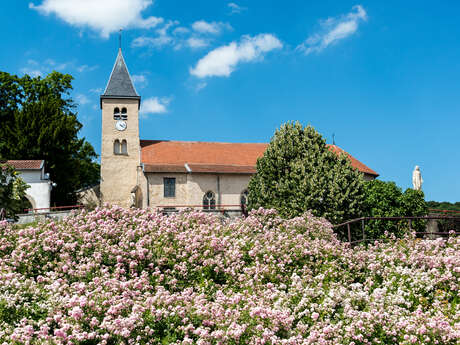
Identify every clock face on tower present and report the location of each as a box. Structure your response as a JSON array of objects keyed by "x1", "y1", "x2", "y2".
[{"x1": 115, "y1": 120, "x2": 127, "y2": 131}]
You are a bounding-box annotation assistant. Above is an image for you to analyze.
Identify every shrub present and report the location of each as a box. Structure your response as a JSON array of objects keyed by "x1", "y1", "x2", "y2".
[{"x1": 0, "y1": 206, "x2": 457, "y2": 344}]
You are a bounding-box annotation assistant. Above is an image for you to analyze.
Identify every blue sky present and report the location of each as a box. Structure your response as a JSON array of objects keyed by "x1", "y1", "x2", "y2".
[{"x1": 1, "y1": 1, "x2": 459, "y2": 202}]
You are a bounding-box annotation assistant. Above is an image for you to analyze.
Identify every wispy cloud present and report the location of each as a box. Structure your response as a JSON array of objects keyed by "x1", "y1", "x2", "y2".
[
  {"x1": 133, "y1": 19, "x2": 229, "y2": 51},
  {"x1": 190, "y1": 34, "x2": 282, "y2": 78},
  {"x1": 191, "y1": 20, "x2": 231, "y2": 35},
  {"x1": 76, "y1": 94, "x2": 89, "y2": 105},
  {"x1": 140, "y1": 97, "x2": 171, "y2": 116},
  {"x1": 89, "y1": 88, "x2": 103, "y2": 94},
  {"x1": 195, "y1": 82, "x2": 207, "y2": 92},
  {"x1": 132, "y1": 20, "x2": 178, "y2": 48},
  {"x1": 20, "y1": 67, "x2": 43, "y2": 77},
  {"x1": 132, "y1": 74, "x2": 148, "y2": 88},
  {"x1": 187, "y1": 37, "x2": 209, "y2": 49},
  {"x1": 297, "y1": 5, "x2": 367, "y2": 55},
  {"x1": 29, "y1": 0, "x2": 163, "y2": 38},
  {"x1": 228, "y1": 2, "x2": 247, "y2": 15},
  {"x1": 20, "y1": 58, "x2": 96, "y2": 77},
  {"x1": 77, "y1": 64, "x2": 98, "y2": 73}
]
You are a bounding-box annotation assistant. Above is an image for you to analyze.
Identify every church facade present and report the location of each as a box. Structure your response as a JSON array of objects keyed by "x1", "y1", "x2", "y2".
[{"x1": 98, "y1": 49, "x2": 378, "y2": 210}]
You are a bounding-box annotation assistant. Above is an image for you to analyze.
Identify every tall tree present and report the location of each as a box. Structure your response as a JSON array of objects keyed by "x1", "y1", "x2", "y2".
[
  {"x1": 248, "y1": 122, "x2": 365, "y2": 223},
  {"x1": 0, "y1": 71, "x2": 100, "y2": 206}
]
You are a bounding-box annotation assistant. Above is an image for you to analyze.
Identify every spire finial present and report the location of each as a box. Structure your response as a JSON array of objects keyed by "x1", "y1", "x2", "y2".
[
  {"x1": 332, "y1": 133, "x2": 336, "y2": 145},
  {"x1": 118, "y1": 28, "x2": 123, "y2": 50}
]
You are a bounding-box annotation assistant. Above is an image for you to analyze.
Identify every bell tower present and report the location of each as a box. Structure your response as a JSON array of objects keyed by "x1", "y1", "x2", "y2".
[{"x1": 100, "y1": 48, "x2": 141, "y2": 207}]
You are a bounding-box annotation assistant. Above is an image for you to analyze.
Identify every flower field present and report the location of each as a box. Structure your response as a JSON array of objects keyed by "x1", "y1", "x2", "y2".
[{"x1": 0, "y1": 207, "x2": 458, "y2": 344}]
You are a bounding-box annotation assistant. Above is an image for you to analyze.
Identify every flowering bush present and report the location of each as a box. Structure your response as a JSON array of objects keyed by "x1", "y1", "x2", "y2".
[{"x1": 0, "y1": 207, "x2": 458, "y2": 344}]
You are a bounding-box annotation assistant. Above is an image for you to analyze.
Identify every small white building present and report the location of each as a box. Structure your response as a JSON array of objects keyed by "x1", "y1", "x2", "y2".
[{"x1": 6, "y1": 160, "x2": 52, "y2": 212}]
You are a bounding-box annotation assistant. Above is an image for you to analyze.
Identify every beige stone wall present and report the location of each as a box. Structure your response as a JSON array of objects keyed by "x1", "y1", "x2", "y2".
[
  {"x1": 77, "y1": 185, "x2": 101, "y2": 208},
  {"x1": 144, "y1": 172, "x2": 251, "y2": 209},
  {"x1": 100, "y1": 98, "x2": 141, "y2": 207}
]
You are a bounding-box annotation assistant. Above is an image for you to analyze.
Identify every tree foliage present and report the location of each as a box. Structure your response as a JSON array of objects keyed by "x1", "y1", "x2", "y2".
[
  {"x1": 426, "y1": 200, "x2": 460, "y2": 212},
  {"x1": 0, "y1": 71, "x2": 100, "y2": 206},
  {"x1": 248, "y1": 122, "x2": 365, "y2": 223},
  {"x1": 362, "y1": 180, "x2": 428, "y2": 238},
  {"x1": 0, "y1": 164, "x2": 29, "y2": 219}
]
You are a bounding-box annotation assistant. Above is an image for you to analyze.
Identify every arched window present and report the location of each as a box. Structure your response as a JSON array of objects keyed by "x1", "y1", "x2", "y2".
[
  {"x1": 114, "y1": 139, "x2": 121, "y2": 154},
  {"x1": 121, "y1": 107, "x2": 128, "y2": 120},
  {"x1": 240, "y1": 190, "x2": 248, "y2": 207},
  {"x1": 203, "y1": 191, "x2": 216, "y2": 210},
  {"x1": 114, "y1": 107, "x2": 121, "y2": 120},
  {"x1": 121, "y1": 140, "x2": 128, "y2": 154}
]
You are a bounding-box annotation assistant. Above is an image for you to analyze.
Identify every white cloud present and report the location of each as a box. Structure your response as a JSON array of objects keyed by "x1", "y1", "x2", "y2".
[
  {"x1": 297, "y1": 5, "x2": 367, "y2": 54},
  {"x1": 76, "y1": 94, "x2": 89, "y2": 105},
  {"x1": 89, "y1": 88, "x2": 103, "y2": 94},
  {"x1": 29, "y1": 0, "x2": 163, "y2": 38},
  {"x1": 190, "y1": 33, "x2": 282, "y2": 78},
  {"x1": 187, "y1": 37, "x2": 209, "y2": 49},
  {"x1": 228, "y1": 3, "x2": 246, "y2": 14},
  {"x1": 140, "y1": 97, "x2": 171, "y2": 115},
  {"x1": 191, "y1": 20, "x2": 231, "y2": 35}
]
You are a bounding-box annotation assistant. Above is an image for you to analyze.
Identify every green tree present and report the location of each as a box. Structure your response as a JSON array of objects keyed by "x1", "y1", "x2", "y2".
[
  {"x1": 362, "y1": 180, "x2": 427, "y2": 238},
  {"x1": 248, "y1": 122, "x2": 365, "y2": 223},
  {"x1": 0, "y1": 71, "x2": 99, "y2": 205},
  {"x1": 0, "y1": 163, "x2": 29, "y2": 219}
]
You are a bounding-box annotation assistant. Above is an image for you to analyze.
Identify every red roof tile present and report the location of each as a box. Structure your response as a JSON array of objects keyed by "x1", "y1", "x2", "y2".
[
  {"x1": 4, "y1": 160, "x2": 44, "y2": 170},
  {"x1": 140, "y1": 140, "x2": 378, "y2": 176}
]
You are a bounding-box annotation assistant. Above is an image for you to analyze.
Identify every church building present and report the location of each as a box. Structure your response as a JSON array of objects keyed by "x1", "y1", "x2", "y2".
[{"x1": 99, "y1": 49, "x2": 378, "y2": 210}]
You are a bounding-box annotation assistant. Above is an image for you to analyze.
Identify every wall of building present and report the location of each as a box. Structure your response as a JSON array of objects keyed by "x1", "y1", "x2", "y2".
[
  {"x1": 17, "y1": 169, "x2": 51, "y2": 211},
  {"x1": 144, "y1": 172, "x2": 251, "y2": 209},
  {"x1": 26, "y1": 182, "x2": 51, "y2": 211}
]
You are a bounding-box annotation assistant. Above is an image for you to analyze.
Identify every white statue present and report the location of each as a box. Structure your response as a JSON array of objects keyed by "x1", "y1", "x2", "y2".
[{"x1": 412, "y1": 166, "x2": 423, "y2": 191}]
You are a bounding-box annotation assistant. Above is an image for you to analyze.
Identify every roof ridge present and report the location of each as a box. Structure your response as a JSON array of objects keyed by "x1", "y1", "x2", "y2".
[{"x1": 140, "y1": 139, "x2": 268, "y2": 145}]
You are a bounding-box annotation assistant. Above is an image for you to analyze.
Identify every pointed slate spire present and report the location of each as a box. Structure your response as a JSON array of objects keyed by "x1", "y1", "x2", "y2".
[{"x1": 100, "y1": 48, "x2": 140, "y2": 108}]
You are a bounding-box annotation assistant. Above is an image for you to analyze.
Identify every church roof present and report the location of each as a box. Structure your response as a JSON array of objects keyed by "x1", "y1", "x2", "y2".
[
  {"x1": 140, "y1": 140, "x2": 378, "y2": 176},
  {"x1": 328, "y1": 145, "x2": 379, "y2": 176},
  {"x1": 3, "y1": 160, "x2": 44, "y2": 170},
  {"x1": 101, "y1": 49, "x2": 140, "y2": 105}
]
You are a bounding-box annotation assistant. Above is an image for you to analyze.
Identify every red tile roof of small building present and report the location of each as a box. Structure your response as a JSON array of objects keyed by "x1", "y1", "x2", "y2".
[
  {"x1": 140, "y1": 140, "x2": 378, "y2": 176},
  {"x1": 3, "y1": 160, "x2": 44, "y2": 170}
]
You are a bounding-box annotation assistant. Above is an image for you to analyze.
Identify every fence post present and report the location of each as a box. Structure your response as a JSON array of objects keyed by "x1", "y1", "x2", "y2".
[
  {"x1": 361, "y1": 219, "x2": 365, "y2": 241},
  {"x1": 347, "y1": 223, "x2": 351, "y2": 243},
  {"x1": 408, "y1": 219, "x2": 412, "y2": 232}
]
